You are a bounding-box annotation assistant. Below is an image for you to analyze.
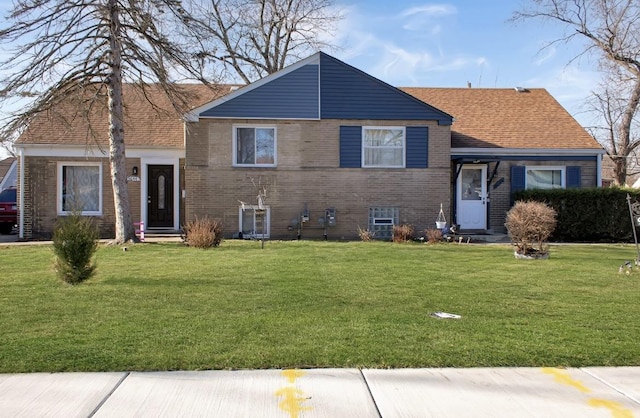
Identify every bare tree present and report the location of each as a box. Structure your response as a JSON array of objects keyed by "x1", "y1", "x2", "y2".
[
  {"x1": 513, "y1": 0, "x2": 640, "y2": 185},
  {"x1": 587, "y1": 70, "x2": 640, "y2": 183},
  {"x1": 200, "y1": 0, "x2": 343, "y2": 83},
  {"x1": 0, "y1": 0, "x2": 213, "y2": 243}
]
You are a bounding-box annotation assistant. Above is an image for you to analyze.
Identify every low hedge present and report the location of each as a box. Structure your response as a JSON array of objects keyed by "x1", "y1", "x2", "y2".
[{"x1": 512, "y1": 188, "x2": 640, "y2": 242}]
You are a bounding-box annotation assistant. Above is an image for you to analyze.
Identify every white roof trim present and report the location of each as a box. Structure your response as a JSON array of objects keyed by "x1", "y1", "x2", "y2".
[
  {"x1": 184, "y1": 52, "x2": 322, "y2": 122},
  {"x1": 452, "y1": 147, "x2": 605, "y2": 156},
  {"x1": 15, "y1": 144, "x2": 184, "y2": 158}
]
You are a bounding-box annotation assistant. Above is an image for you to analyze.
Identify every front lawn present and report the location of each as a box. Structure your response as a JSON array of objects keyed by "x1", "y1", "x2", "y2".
[{"x1": 1, "y1": 240, "x2": 639, "y2": 372}]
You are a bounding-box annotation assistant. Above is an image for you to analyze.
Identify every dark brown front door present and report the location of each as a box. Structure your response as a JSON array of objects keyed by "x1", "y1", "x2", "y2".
[{"x1": 148, "y1": 165, "x2": 174, "y2": 228}]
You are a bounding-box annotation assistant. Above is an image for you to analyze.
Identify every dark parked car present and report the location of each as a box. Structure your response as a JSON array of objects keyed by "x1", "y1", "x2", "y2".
[{"x1": 0, "y1": 187, "x2": 17, "y2": 234}]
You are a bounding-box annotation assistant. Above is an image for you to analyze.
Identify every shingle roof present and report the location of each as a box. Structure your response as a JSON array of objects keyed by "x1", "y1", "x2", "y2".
[
  {"x1": 18, "y1": 84, "x2": 602, "y2": 152},
  {"x1": 0, "y1": 157, "x2": 16, "y2": 182},
  {"x1": 18, "y1": 84, "x2": 236, "y2": 147},
  {"x1": 400, "y1": 87, "x2": 602, "y2": 150}
]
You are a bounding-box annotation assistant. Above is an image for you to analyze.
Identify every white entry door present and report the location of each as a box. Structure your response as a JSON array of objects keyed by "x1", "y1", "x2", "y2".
[{"x1": 457, "y1": 165, "x2": 487, "y2": 230}]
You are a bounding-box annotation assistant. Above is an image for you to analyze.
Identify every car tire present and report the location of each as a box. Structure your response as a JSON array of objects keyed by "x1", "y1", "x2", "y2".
[{"x1": 0, "y1": 223, "x2": 13, "y2": 235}]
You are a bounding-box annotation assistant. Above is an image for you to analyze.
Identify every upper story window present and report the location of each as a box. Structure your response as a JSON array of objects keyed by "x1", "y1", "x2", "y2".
[
  {"x1": 58, "y1": 162, "x2": 102, "y2": 215},
  {"x1": 234, "y1": 126, "x2": 277, "y2": 167},
  {"x1": 526, "y1": 166, "x2": 565, "y2": 189},
  {"x1": 362, "y1": 127, "x2": 405, "y2": 168}
]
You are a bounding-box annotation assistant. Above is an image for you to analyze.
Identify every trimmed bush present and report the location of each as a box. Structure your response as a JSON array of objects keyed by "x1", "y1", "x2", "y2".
[
  {"x1": 182, "y1": 217, "x2": 223, "y2": 248},
  {"x1": 505, "y1": 200, "x2": 557, "y2": 255},
  {"x1": 392, "y1": 224, "x2": 414, "y2": 243},
  {"x1": 425, "y1": 228, "x2": 443, "y2": 243},
  {"x1": 52, "y1": 214, "x2": 99, "y2": 285},
  {"x1": 513, "y1": 188, "x2": 637, "y2": 242}
]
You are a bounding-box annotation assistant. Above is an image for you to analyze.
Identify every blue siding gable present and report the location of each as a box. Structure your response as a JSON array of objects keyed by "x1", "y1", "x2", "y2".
[
  {"x1": 196, "y1": 52, "x2": 453, "y2": 123},
  {"x1": 319, "y1": 54, "x2": 452, "y2": 125},
  {"x1": 199, "y1": 64, "x2": 320, "y2": 119}
]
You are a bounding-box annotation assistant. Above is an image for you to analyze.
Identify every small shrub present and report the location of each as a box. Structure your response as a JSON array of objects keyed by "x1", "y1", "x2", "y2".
[
  {"x1": 425, "y1": 228, "x2": 443, "y2": 243},
  {"x1": 357, "y1": 226, "x2": 375, "y2": 241},
  {"x1": 392, "y1": 224, "x2": 414, "y2": 243},
  {"x1": 52, "y1": 214, "x2": 99, "y2": 285},
  {"x1": 505, "y1": 200, "x2": 557, "y2": 255},
  {"x1": 182, "y1": 217, "x2": 224, "y2": 248}
]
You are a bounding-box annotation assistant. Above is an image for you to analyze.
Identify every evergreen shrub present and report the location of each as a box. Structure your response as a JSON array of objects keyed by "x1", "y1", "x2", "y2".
[{"x1": 52, "y1": 214, "x2": 99, "y2": 285}]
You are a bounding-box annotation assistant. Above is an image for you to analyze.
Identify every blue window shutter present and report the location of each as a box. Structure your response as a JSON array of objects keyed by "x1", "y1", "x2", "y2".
[
  {"x1": 511, "y1": 166, "x2": 526, "y2": 193},
  {"x1": 340, "y1": 126, "x2": 362, "y2": 168},
  {"x1": 406, "y1": 127, "x2": 429, "y2": 168},
  {"x1": 567, "y1": 166, "x2": 581, "y2": 188}
]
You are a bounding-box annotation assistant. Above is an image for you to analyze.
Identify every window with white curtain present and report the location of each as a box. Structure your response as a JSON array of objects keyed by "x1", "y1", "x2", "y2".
[
  {"x1": 362, "y1": 127, "x2": 405, "y2": 168},
  {"x1": 58, "y1": 162, "x2": 102, "y2": 215},
  {"x1": 526, "y1": 167, "x2": 565, "y2": 190}
]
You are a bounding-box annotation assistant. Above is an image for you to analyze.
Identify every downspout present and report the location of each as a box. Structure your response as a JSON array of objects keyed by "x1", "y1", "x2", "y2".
[{"x1": 18, "y1": 148, "x2": 24, "y2": 239}]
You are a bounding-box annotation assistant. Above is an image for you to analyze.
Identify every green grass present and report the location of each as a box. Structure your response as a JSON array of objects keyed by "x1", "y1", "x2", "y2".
[{"x1": 1, "y1": 240, "x2": 639, "y2": 372}]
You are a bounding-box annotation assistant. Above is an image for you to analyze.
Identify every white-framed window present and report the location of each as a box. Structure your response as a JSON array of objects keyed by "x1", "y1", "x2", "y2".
[
  {"x1": 362, "y1": 127, "x2": 405, "y2": 168},
  {"x1": 239, "y1": 205, "x2": 270, "y2": 238},
  {"x1": 369, "y1": 207, "x2": 399, "y2": 239},
  {"x1": 233, "y1": 125, "x2": 277, "y2": 167},
  {"x1": 526, "y1": 166, "x2": 565, "y2": 190},
  {"x1": 57, "y1": 162, "x2": 103, "y2": 215}
]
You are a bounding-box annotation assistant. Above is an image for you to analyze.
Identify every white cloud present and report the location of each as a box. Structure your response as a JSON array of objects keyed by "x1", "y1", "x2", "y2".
[
  {"x1": 524, "y1": 65, "x2": 601, "y2": 125},
  {"x1": 429, "y1": 24, "x2": 442, "y2": 35},
  {"x1": 398, "y1": 4, "x2": 457, "y2": 18},
  {"x1": 534, "y1": 46, "x2": 557, "y2": 66},
  {"x1": 399, "y1": 4, "x2": 457, "y2": 32}
]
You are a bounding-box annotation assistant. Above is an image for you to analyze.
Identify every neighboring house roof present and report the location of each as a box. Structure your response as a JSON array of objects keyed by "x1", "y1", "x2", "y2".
[
  {"x1": 17, "y1": 84, "x2": 236, "y2": 148},
  {"x1": 0, "y1": 157, "x2": 17, "y2": 189},
  {"x1": 401, "y1": 87, "x2": 602, "y2": 150}
]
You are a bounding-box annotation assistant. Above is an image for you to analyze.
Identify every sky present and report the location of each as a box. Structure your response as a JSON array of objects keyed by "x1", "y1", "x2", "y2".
[
  {"x1": 331, "y1": 0, "x2": 601, "y2": 128},
  {"x1": 0, "y1": 0, "x2": 602, "y2": 159}
]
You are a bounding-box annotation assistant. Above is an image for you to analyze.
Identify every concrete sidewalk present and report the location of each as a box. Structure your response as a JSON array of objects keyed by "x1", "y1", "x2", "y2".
[{"x1": 0, "y1": 367, "x2": 639, "y2": 417}]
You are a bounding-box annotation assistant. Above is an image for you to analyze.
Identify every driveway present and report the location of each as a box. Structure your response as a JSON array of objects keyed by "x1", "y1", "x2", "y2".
[{"x1": 0, "y1": 232, "x2": 17, "y2": 244}]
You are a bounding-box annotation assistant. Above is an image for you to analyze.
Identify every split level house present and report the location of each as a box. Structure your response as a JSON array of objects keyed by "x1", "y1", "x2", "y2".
[{"x1": 13, "y1": 52, "x2": 604, "y2": 240}]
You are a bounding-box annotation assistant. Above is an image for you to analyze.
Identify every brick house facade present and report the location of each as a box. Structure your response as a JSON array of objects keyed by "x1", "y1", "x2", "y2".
[{"x1": 13, "y1": 52, "x2": 604, "y2": 240}]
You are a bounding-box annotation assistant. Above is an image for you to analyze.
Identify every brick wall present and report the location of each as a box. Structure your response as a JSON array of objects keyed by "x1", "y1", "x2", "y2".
[
  {"x1": 487, "y1": 160, "x2": 598, "y2": 233},
  {"x1": 22, "y1": 156, "x2": 142, "y2": 239},
  {"x1": 185, "y1": 118, "x2": 452, "y2": 240}
]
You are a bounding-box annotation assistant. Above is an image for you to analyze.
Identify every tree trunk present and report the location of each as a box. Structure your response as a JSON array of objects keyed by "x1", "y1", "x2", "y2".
[
  {"x1": 613, "y1": 156, "x2": 628, "y2": 186},
  {"x1": 616, "y1": 77, "x2": 640, "y2": 185},
  {"x1": 107, "y1": 0, "x2": 136, "y2": 243}
]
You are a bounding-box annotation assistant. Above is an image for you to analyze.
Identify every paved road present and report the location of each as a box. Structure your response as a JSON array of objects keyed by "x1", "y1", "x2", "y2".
[{"x1": 1, "y1": 367, "x2": 639, "y2": 417}]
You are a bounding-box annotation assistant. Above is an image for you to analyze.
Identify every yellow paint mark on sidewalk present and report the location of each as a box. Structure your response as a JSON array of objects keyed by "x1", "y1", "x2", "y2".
[
  {"x1": 541, "y1": 368, "x2": 635, "y2": 418},
  {"x1": 588, "y1": 398, "x2": 634, "y2": 418},
  {"x1": 542, "y1": 367, "x2": 591, "y2": 393},
  {"x1": 276, "y1": 369, "x2": 312, "y2": 418},
  {"x1": 282, "y1": 369, "x2": 307, "y2": 384},
  {"x1": 275, "y1": 386, "x2": 313, "y2": 418}
]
